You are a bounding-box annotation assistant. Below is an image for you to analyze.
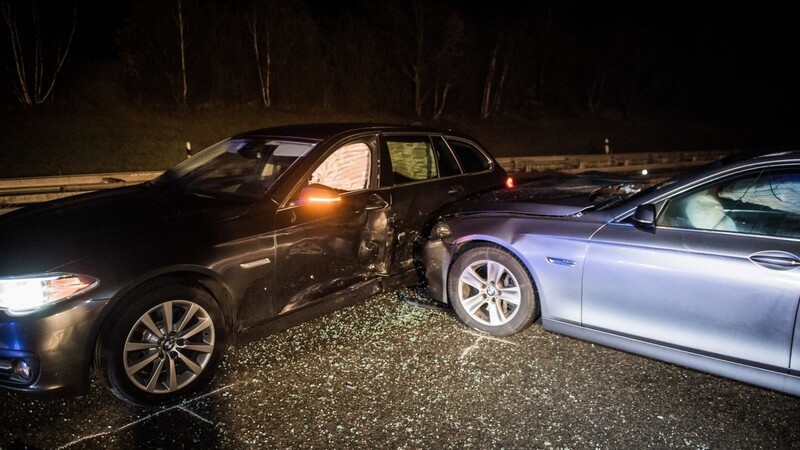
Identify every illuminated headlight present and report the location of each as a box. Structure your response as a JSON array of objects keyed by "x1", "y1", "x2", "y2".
[
  {"x1": 0, "y1": 274, "x2": 99, "y2": 315},
  {"x1": 431, "y1": 223, "x2": 453, "y2": 239}
]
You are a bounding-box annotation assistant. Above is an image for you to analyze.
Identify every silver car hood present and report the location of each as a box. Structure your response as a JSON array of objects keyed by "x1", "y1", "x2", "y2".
[{"x1": 442, "y1": 172, "x2": 645, "y2": 217}]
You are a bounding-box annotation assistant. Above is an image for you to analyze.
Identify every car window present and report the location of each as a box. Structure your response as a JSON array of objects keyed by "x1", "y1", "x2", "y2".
[
  {"x1": 431, "y1": 136, "x2": 462, "y2": 177},
  {"x1": 310, "y1": 142, "x2": 371, "y2": 191},
  {"x1": 446, "y1": 139, "x2": 490, "y2": 173},
  {"x1": 386, "y1": 136, "x2": 439, "y2": 184},
  {"x1": 160, "y1": 138, "x2": 313, "y2": 197},
  {"x1": 658, "y1": 169, "x2": 800, "y2": 238}
]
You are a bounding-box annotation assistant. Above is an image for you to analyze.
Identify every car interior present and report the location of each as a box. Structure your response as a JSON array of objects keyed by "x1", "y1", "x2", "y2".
[{"x1": 659, "y1": 169, "x2": 800, "y2": 238}]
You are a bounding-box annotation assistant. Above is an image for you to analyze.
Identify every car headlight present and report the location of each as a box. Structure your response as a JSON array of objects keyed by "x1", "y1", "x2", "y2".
[{"x1": 0, "y1": 274, "x2": 99, "y2": 315}]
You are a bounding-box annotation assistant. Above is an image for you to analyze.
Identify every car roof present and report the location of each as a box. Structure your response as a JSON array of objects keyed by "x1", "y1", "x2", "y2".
[
  {"x1": 232, "y1": 122, "x2": 453, "y2": 142},
  {"x1": 721, "y1": 147, "x2": 800, "y2": 164},
  {"x1": 685, "y1": 148, "x2": 800, "y2": 178}
]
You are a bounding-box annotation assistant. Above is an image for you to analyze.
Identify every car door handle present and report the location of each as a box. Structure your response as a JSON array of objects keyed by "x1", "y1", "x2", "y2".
[
  {"x1": 240, "y1": 257, "x2": 272, "y2": 269},
  {"x1": 364, "y1": 194, "x2": 389, "y2": 211},
  {"x1": 448, "y1": 185, "x2": 464, "y2": 196},
  {"x1": 749, "y1": 251, "x2": 800, "y2": 271}
]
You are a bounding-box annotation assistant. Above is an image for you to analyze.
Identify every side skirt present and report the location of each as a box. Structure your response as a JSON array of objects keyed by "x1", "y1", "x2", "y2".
[
  {"x1": 237, "y1": 269, "x2": 418, "y2": 345},
  {"x1": 542, "y1": 317, "x2": 800, "y2": 397}
]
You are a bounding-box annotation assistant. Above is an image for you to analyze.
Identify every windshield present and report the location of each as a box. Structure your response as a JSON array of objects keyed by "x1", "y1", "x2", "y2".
[
  {"x1": 155, "y1": 138, "x2": 315, "y2": 197},
  {"x1": 592, "y1": 177, "x2": 678, "y2": 211},
  {"x1": 592, "y1": 159, "x2": 727, "y2": 211}
]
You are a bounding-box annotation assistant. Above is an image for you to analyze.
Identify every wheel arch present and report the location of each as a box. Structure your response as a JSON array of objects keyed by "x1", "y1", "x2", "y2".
[
  {"x1": 89, "y1": 268, "x2": 237, "y2": 370},
  {"x1": 446, "y1": 238, "x2": 541, "y2": 335}
]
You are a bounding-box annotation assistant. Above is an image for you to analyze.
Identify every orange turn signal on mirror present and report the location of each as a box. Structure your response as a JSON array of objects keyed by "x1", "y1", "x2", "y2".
[
  {"x1": 297, "y1": 185, "x2": 342, "y2": 206},
  {"x1": 305, "y1": 196, "x2": 341, "y2": 204}
]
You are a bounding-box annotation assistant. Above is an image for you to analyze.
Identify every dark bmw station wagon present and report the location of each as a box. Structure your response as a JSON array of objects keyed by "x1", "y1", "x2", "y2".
[{"x1": 0, "y1": 123, "x2": 507, "y2": 405}]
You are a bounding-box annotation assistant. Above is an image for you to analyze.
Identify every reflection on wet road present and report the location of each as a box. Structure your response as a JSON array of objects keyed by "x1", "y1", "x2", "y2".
[{"x1": 1, "y1": 289, "x2": 798, "y2": 449}]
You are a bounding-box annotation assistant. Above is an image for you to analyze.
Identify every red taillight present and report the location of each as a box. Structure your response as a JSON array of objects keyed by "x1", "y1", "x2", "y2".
[{"x1": 505, "y1": 177, "x2": 515, "y2": 189}]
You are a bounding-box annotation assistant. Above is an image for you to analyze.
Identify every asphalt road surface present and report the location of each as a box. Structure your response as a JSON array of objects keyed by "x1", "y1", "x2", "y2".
[{"x1": 1, "y1": 288, "x2": 798, "y2": 449}]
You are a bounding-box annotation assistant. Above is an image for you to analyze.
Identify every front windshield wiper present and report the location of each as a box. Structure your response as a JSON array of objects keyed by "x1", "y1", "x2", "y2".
[
  {"x1": 589, "y1": 182, "x2": 645, "y2": 210},
  {"x1": 592, "y1": 196, "x2": 625, "y2": 211},
  {"x1": 593, "y1": 177, "x2": 680, "y2": 211}
]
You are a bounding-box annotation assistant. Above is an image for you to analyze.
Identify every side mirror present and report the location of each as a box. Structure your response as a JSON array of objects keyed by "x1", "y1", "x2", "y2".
[
  {"x1": 632, "y1": 204, "x2": 656, "y2": 232},
  {"x1": 296, "y1": 184, "x2": 342, "y2": 207}
]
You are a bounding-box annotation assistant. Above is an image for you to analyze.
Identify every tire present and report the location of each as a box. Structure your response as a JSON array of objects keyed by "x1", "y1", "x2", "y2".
[
  {"x1": 447, "y1": 244, "x2": 538, "y2": 336},
  {"x1": 95, "y1": 282, "x2": 226, "y2": 406}
]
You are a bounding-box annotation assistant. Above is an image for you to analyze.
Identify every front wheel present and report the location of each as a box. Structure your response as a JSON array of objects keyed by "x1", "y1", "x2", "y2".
[
  {"x1": 448, "y1": 244, "x2": 538, "y2": 336},
  {"x1": 95, "y1": 282, "x2": 226, "y2": 406}
]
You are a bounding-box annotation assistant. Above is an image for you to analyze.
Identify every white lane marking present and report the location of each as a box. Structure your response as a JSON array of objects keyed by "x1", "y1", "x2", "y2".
[
  {"x1": 56, "y1": 383, "x2": 237, "y2": 449},
  {"x1": 179, "y1": 406, "x2": 215, "y2": 425},
  {"x1": 460, "y1": 329, "x2": 517, "y2": 358}
]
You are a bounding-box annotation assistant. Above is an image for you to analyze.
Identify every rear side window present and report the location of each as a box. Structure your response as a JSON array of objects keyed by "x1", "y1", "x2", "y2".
[
  {"x1": 386, "y1": 136, "x2": 439, "y2": 184},
  {"x1": 432, "y1": 136, "x2": 462, "y2": 177},
  {"x1": 447, "y1": 139, "x2": 491, "y2": 173}
]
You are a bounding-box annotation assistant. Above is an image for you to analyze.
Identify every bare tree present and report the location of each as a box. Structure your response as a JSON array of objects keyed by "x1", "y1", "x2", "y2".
[
  {"x1": 481, "y1": 34, "x2": 513, "y2": 119},
  {"x1": 247, "y1": 11, "x2": 271, "y2": 108},
  {"x1": 409, "y1": 1, "x2": 426, "y2": 117},
  {"x1": 193, "y1": 3, "x2": 249, "y2": 105},
  {"x1": 480, "y1": 41, "x2": 499, "y2": 119},
  {"x1": 175, "y1": 0, "x2": 187, "y2": 105},
  {"x1": 432, "y1": 13, "x2": 467, "y2": 121},
  {"x1": 383, "y1": 0, "x2": 429, "y2": 117},
  {"x1": 243, "y1": 0, "x2": 316, "y2": 109},
  {"x1": 318, "y1": 11, "x2": 381, "y2": 111},
  {"x1": 382, "y1": 0, "x2": 452, "y2": 118},
  {"x1": 153, "y1": 0, "x2": 190, "y2": 106},
  {"x1": 530, "y1": 1, "x2": 555, "y2": 105},
  {"x1": 0, "y1": 0, "x2": 76, "y2": 106},
  {"x1": 587, "y1": 62, "x2": 607, "y2": 115},
  {"x1": 155, "y1": 0, "x2": 190, "y2": 105},
  {"x1": 432, "y1": 78, "x2": 452, "y2": 121},
  {"x1": 115, "y1": 1, "x2": 185, "y2": 106},
  {"x1": 614, "y1": 39, "x2": 665, "y2": 119}
]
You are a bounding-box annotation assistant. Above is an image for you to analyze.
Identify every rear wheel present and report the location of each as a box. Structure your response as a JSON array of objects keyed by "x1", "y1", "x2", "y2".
[
  {"x1": 95, "y1": 282, "x2": 226, "y2": 406},
  {"x1": 448, "y1": 244, "x2": 538, "y2": 336}
]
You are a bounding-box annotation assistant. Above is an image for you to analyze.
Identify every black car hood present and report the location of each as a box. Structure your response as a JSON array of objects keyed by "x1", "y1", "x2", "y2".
[
  {"x1": 441, "y1": 171, "x2": 645, "y2": 217},
  {"x1": 0, "y1": 183, "x2": 253, "y2": 275}
]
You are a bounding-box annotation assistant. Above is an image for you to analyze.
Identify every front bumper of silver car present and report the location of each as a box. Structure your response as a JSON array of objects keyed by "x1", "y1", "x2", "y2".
[{"x1": 422, "y1": 237, "x2": 455, "y2": 305}]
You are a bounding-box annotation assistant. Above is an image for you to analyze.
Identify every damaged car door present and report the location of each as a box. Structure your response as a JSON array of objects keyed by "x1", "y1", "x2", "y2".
[
  {"x1": 273, "y1": 139, "x2": 390, "y2": 316},
  {"x1": 380, "y1": 133, "x2": 502, "y2": 273}
]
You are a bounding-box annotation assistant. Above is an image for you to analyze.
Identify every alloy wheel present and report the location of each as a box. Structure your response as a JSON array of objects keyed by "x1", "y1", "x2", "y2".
[{"x1": 123, "y1": 300, "x2": 216, "y2": 394}]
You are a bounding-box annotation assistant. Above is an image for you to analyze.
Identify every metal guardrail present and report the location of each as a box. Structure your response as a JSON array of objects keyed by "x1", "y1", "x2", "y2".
[
  {"x1": 494, "y1": 150, "x2": 730, "y2": 174},
  {"x1": 0, "y1": 171, "x2": 164, "y2": 213},
  {"x1": 0, "y1": 151, "x2": 730, "y2": 215}
]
